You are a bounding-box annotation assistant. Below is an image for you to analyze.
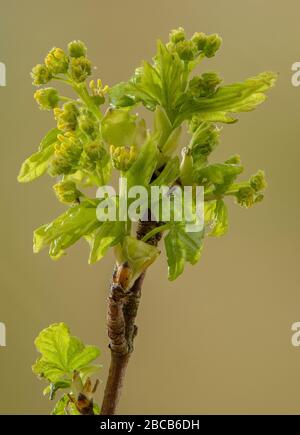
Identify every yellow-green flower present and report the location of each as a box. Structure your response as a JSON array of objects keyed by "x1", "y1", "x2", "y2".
[
  {"x1": 70, "y1": 56, "x2": 92, "y2": 83},
  {"x1": 31, "y1": 64, "x2": 52, "y2": 86},
  {"x1": 110, "y1": 145, "x2": 137, "y2": 171},
  {"x1": 53, "y1": 180, "x2": 82, "y2": 204},
  {"x1": 45, "y1": 48, "x2": 69, "y2": 75},
  {"x1": 50, "y1": 133, "x2": 82, "y2": 175},
  {"x1": 54, "y1": 102, "x2": 79, "y2": 132},
  {"x1": 81, "y1": 141, "x2": 106, "y2": 171},
  {"x1": 34, "y1": 88, "x2": 59, "y2": 110}
]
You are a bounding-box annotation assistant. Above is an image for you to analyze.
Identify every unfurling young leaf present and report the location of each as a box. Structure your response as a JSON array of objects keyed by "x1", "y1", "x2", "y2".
[
  {"x1": 33, "y1": 323, "x2": 101, "y2": 414},
  {"x1": 33, "y1": 201, "x2": 99, "y2": 260},
  {"x1": 17, "y1": 128, "x2": 60, "y2": 182}
]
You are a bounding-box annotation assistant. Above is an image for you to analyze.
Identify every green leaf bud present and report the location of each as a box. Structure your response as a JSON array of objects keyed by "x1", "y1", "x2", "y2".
[
  {"x1": 31, "y1": 64, "x2": 52, "y2": 86},
  {"x1": 45, "y1": 48, "x2": 69, "y2": 75},
  {"x1": 53, "y1": 180, "x2": 82, "y2": 204},
  {"x1": 68, "y1": 40, "x2": 87, "y2": 58},
  {"x1": 180, "y1": 147, "x2": 194, "y2": 185},
  {"x1": 203, "y1": 34, "x2": 222, "y2": 58},
  {"x1": 250, "y1": 170, "x2": 267, "y2": 192},
  {"x1": 110, "y1": 145, "x2": 137, "y2": 172},
  {"x1": 169, "y1": 27, "x2": 186, "y2": 44},
  {"x1": 191, "y1": 32, "x2": 208, "y2": 51},
  {"x1": 34, "y1": 88, "x2": 60, "y2": 110},
  {"x1": 54, "y1": 102, "x2": 79, "y2": 132},
  {"x1": 70, "y1": 56, "x2": 92, "y2": 83}
]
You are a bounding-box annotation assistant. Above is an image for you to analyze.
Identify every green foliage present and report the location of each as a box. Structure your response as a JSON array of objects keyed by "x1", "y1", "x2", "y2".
[
  {"x1": 33, "y1": 323, "x2": 101, "y2": 414},
  {"x1": 18, "y1": 28, "x2": 275, "y2": 282},
  {"x1": 33, "y1": 201, "x2": 99, "y2": 259},
  {"x1": 165, "y1": 225, "x2": 203, "y2": 281}
]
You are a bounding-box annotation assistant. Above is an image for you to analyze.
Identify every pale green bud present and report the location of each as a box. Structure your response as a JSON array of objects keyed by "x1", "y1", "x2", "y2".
[
  {"x1": 68, "y1": 40, "x2": 87, "y2": 58},
  {"x1": 175, "y1": 40, "x2": 196, "y2": 61},
  {"x1": 70, "y1": 56, "x2": 92, "y2": 83},
  {"x1": 45, "y1": 48, "x2": 69, "y2": 75},
  {"x1": 53, "y1": 180, "x2": 82, "y2": 204},
  {"x1": 203, "y1": 34, "x2": 222, "y2": 58},
  {"x1": 191, "y1": 32, "x2": 208, "y2": 51},
  {"x1": 31, "y1": 64, "x2": 52, "y2": 86},
  {"x1": 169, "y1": 27, "x2": 186, "y2": 44},
  {"x1": 34, "y1": 88, "x2": 59, "y2": 110}
]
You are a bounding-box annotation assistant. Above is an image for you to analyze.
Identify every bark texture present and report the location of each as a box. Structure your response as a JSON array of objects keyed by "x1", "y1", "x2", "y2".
[{"x1": 100, "y1": 219, "x2": 161, "y2": 415}]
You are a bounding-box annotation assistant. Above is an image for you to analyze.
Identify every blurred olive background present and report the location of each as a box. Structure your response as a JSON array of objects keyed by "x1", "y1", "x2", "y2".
[{"x1": 0, "y1": 0, "x2": 300, "y2": 415}]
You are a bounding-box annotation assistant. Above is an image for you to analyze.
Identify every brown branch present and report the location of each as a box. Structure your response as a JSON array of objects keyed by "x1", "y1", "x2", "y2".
[{"x1": 100, "y1": 218, "x2": 162, "y2": 415}]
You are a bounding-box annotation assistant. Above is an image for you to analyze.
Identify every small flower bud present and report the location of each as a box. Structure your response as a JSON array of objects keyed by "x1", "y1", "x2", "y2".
[
  {"x1": 68, "y1": 40, "x2": 87, "y2": 58},
  {"x1": 250, "y1": 170, "x2": 267, "y2": 192},
  {"x1": 191, "y1": 32, "x2": 208, "y2": 51},
  {"x1": 175, "y1": 40, "x2": 196, "y2": 61},
  {"x1": 169, "y1": 27, "x2": 186, "y2": 44},
  {"x1": 54, "y1": 102, "x2": 79, "y2": 132},
  {"x1": 70, "y1": 56, "x2": 92, "y2": 83},
  {"x1": 45, "y1": 48, "x2": 69, "y2": 75},
  {"x1": 81, "y1": 141, "x2": 106, "y2": 171},
  {"x1": 188, "y1": 72, "x2": 221, "y2": 98},
  {"x1": 235, "y1": 186, "x2": 256, "y2": 208},
  {"x1": 85, "y1": 141, "x2": 106, "y2": 161},
  {"x1": 34, "y1": 88, "x2": 59, "y2": 110},
  {"x1": 50, "y1": 133, "x2": 83, "y2": 175},
  {"x1": 31, "y1": 64, "x2": 52, "y2": 86},
  {"x1": 203, "y1": 34, "x2": 222, "y2": 58},
  {"x1": 53, "y1": 180, "x2": 82, "y2": 204},
  {"x1": 110, "y1": 145, "x2": 137, "y2": 171}
]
